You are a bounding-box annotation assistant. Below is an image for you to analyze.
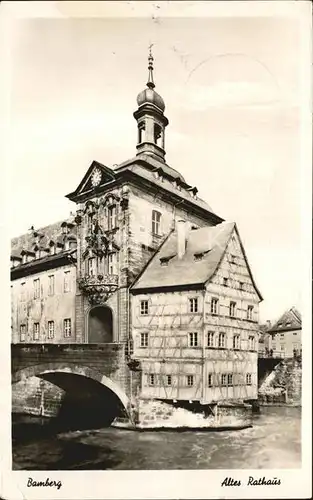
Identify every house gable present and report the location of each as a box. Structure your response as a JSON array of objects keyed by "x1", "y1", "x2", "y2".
[
  {"x1": 66, "y1": 161, "x2": 117, "y2": 202},
  {"x1": 207, "y1": 225, "x2": 262, "y2": 302}
]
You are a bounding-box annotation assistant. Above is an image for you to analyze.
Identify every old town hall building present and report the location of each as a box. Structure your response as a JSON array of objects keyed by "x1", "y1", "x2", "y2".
[{"x1": 11, "y1": 53, "x2": 262, "y2": 428}]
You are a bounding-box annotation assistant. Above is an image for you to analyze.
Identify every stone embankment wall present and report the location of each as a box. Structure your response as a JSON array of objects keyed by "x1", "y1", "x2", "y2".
[
  {"x1": 258, "y1": 358, "x2": 301, "y2": 406},
  {"x1": 12, "y1": 378, "x2": 64, "y2": 418}
]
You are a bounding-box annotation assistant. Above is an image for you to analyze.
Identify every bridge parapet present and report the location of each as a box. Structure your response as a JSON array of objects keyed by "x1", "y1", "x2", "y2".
[{"x1": 11, "y1": 343, "x2": 128, "y2": 390}]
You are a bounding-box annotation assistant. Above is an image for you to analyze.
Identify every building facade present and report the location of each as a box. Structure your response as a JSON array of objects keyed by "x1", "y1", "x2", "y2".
[
  {"x1": 11, "y1": 53, "x2": 262, "y2": 429},
  {"x1": 266, "y1": 307, "x2": 302, "y2": 358}
]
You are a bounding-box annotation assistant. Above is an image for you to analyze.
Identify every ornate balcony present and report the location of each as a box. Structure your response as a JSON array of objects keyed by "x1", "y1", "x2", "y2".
[{"x1": 77, "y1": 274, "x2": 119, "y2": 305}]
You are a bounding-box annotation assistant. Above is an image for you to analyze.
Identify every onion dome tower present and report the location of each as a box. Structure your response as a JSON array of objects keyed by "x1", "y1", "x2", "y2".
[{"x1": 133, "y1": 48, "x2": 169, "y2": 162}]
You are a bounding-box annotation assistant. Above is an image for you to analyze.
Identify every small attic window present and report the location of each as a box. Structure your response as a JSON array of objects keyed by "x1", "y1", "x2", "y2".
[
  {"x1": 286, "y1": 322, "x2": 291, "y2": 326},
  {"x1": 223, "y1": 277, "x2": 228, "y2": 287},
  {"x1": 191, "y1": 225, "x2": 199, "y2": 231},
  {"x1": 278, "y1": 323, "x2": 283, "y2": 328},
  {"x1": 194, "y1": 253, "x2": 204, "y2": 262},
  {"x1": 160, "y1": 255, "x2": 175, "y2": 266}
]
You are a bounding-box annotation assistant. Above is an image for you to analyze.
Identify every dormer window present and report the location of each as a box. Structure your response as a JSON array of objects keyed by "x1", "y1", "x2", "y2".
[
  {"x1": 50, "y1": 245, "x2": 55, "y2": 255},
  {"x1": 64, "y1": 240, "x2": 70, "y2": 251},
  {"x1": 61, "y1": 222, "x2": 68, "y2": 235},
  {"x1": 194, "y1": 253, "x2": 203, "y2": 262}
]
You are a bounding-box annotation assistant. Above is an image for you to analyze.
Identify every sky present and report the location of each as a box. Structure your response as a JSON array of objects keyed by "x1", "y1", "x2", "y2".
[{"x1": 5, "y1": 2, "x2": 307, "y2": 323}]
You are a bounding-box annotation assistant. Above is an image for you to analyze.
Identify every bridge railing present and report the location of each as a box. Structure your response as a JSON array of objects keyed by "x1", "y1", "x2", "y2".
[{"x1": 258, "y1": 349, "x2": 302, "y2": 360}]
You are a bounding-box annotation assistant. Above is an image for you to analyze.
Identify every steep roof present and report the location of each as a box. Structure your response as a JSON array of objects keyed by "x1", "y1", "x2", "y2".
[
  {"x1": 131, "y1": 222, "x2": 231, "y2": 291},
  {"x1": 11, "y1": 219, "x2": 77, "y2": 257},
  {"x1": 268, "y1": 307, "x2": 302, "y2": 333},
  {"x1": 131, "y1": 221, "x2": 263, "y2": 298}
]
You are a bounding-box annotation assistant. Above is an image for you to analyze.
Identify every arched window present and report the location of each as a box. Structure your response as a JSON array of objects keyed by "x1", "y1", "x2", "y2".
[
  {"x1": 154, "y1": 123, "x2": 162, "y2": 146},
  {"x1": 138, "y1": 122, "x2": 145, "y2": 143}
]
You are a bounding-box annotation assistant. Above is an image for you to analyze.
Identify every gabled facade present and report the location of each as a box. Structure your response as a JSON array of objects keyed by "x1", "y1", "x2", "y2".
[
  {"x1": 267, "y1": 307, "x2": 302, "y2": 358},
  {"x1": 131, "y1": 221, "x2": 262, "y2": 404}
]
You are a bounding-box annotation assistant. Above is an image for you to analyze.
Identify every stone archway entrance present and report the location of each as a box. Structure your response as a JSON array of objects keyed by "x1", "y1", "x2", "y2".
[{"x1": 88, "y1": 306, "x2": 113, "y2": 343}]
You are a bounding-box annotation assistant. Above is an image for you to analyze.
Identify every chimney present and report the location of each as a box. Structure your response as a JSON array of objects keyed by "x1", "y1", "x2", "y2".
[{"x1": 177, "y1": 219, "x2": 186, "y2": 259}]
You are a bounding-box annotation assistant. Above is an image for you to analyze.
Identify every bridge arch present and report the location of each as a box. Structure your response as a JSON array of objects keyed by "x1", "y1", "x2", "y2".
[{"x1": 12, "y1": 362, "x2": 129, "y2": 412}]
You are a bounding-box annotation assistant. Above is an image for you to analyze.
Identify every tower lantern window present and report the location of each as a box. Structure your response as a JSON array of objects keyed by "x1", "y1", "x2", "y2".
[{"x1": 154, "y1": 123, "x2": 162, "y2": 146}]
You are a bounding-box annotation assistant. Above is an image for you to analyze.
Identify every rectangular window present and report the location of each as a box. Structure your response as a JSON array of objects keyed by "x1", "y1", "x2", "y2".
[
  {"x1": 208, "y1": 373, "x2": 213, "y2": 387},
  {"x1": 221, "y1": 374, "x2": 227, "y2": 387},
  {"x1": 21, "y1": 282, "x2": 26, "y2": 301},
  {"x1": 47, "y1": 321, "x2": 55, "y2": 339},
  {"x1": 189, "y1": 297, "x2": 198, "y2": 313},
  {"x1": 48, "y1": 275, "x2": 55, "y2": 296},
  {"x1": 33, "y1": 322, "x2": 40, "y2": 340},
  {"x1": 246, "y1": 373, "x2": 252, "y2": 385},
  {"x1": 293, "y1": 332, "x2": 298, "y2": 336},
  {"x1": 280, "y1": 333, "x2": 285, "y2": 338},
  {"x1": 187, "y1": 375, "x2": 194, "y2": 387},
  {"x1": 211, "y1": 298, "x2": 218, "y2": 315},
  {"x1": 149, "y1": 374, "x2": 155, "y2": 386},
  {"x1": 33, "y1": 279, "x2": 40, "y2": 299},
  {"x1": 223, "y1": 277, "x2": 228, "y2": 287},
  {"x1": 20, "y1": 324, "x2": 26, "y2": 342},
  {"x1": 166, "y1": 375, "x2": 172, "y2": 386},
  {"x1": 272, "y1": 343, "x2": 276, "y2": 350},
  {"x1": 152, "y1": 210, "x2": 161, "y2": 236},
  {"x1": 207, "y1": 331, "x2": 215, "y2": 347},
  {"x1": 108, "y1": 253, "x2": 118, "y2": 274},
  {"x1": 218, "y1": 332, "x2": 226, "y2": 348},
  {"x1": 247, "y1": 305, "x2": 254, "y2": 321},
  {"x1": 189, "y1": 332, "x2": 198, "y2": 347},
  {"x1": 233, "y1": 335, "x2": 240, "y2": 349},
  {"x1": 64, "y1": 271, "x2": 70, "y2": 293},
  {"x1": 227, "y1": 374, "x2": 233, "y2": 386},
  {"x1": 239, "y1": 281, "x2": 244, "y2": 291},
  {"x1": 87, "y1": 258, "x2": 95, "y2": 276},
  {"x1": 230, "y1": 254, "x2": 236, "y2": 264},
  {"x1": 140, "y1": 300, "x2": 149, "y2": 315},
  {"x1": 108, "y1": 205, "x2": 117, "y2": 230},
  {"x1": 248, "y1": 335, "x2": 255, "y2": 350},
  {"x1": 229, "y1": 302, "x2": 236, "y2": 317},
  {"x1": 140, "y1": 332, "x2": 149, "y2": 347},
  {"x1": 64, "y1": 318, "x2": 71, "y2": 338}
]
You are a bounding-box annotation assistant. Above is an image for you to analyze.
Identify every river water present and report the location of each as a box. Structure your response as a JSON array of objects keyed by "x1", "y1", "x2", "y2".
[{"x1": 12, "y1": 406, "x2": 301, "y2": 470}]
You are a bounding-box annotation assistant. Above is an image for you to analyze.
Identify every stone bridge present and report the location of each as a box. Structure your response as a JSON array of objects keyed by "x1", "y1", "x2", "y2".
[{"x1": 11, "y1": 343, "x2": 137, "y2": 428}]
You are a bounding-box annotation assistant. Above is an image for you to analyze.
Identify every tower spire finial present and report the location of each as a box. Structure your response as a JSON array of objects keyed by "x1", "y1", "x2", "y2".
[{"x1": 147, "y1": 44, "x2": 155, "y2": 89}]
